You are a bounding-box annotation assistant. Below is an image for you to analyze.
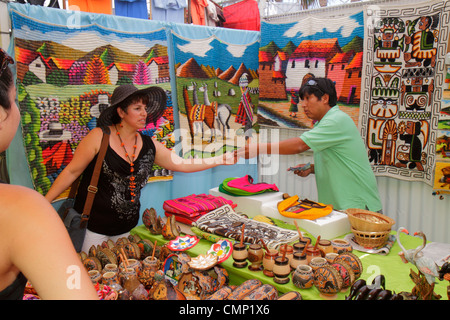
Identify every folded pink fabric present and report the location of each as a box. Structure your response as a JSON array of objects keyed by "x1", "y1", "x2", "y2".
[
  {"x1": 163, "y1": 194, "x2": 236, "y2": 222},
  {"x1": 226, "y1": 175, "x2": 279, "y2": 193}
]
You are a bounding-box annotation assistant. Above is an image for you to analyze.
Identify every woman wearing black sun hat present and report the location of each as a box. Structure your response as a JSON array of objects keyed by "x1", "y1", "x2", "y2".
[{"x1": 45, "y1": 84, "x2": 236, "y2": 252}]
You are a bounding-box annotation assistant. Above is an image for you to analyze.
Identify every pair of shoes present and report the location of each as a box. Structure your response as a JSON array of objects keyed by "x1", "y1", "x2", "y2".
[
  {"x1": 162, "y1": 214, "x2": 181, "y2": 240},
  {"x1": 142, "y1": 208, "x2": 163, "y2": 235}
]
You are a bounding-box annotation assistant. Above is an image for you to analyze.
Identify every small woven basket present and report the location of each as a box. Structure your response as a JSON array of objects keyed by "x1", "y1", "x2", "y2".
[
  {"x1": 351, "y1": 227, "x2": 391, "y2": 248},
  {"x1": 346, "y1": 208, "x2": 395, "y2": 232}
]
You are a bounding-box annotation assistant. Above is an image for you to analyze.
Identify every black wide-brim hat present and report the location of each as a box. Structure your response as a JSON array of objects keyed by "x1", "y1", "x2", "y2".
[{"x1": 97, "y1": 84, "x2": 167, "y2": 127}]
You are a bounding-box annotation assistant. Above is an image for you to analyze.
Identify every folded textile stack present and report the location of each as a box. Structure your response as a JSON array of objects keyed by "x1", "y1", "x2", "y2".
[
  {"x1": 219, "y1": 175, "x2": 279, "y2": 196},
  {"x1": 163, "y1": 194, "x2": 236, "y2": 225}
]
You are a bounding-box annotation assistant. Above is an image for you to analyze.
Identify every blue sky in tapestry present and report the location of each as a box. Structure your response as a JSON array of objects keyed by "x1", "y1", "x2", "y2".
[
  {"x1": 172, "y1": 33, "x2": 260, "y2": 72},
  {"x1": 261, "y1": 11, "x2": 364, "y2": 49}
]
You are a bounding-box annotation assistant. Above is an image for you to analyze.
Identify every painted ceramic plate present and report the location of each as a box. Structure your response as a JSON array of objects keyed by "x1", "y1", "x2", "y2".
[
  {"x1": 207, "y1": 239, "x2": 233, "y2": 263},
  {"x1": 167, "y1": 235, "x2": 199, "y2": 251},
  {"x1": 188, "y1": 254, "x2": 218, "y2": 271}
]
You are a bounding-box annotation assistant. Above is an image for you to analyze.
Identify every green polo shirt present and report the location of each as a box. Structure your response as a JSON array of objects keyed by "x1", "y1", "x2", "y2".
[{"x1": 300, "y1": 106, "x2": 382, "y2": 211}]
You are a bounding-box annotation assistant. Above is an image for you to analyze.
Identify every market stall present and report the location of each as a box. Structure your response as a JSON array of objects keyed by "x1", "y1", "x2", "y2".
[
  {"x1": 129, "y1": 210, "x2": 449, "y2": 300},
  {"x1": 2, "y1": 0, "x2": 450, "y2": 302}
]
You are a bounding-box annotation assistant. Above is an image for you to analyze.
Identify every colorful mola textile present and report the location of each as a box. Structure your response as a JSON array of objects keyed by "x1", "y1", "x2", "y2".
[
  {"x1": 9, "y1": 5, "x2": 175, "y2": 195},
  {"x1": 359, "y1": 0, "x2": 450, "y2": 185}
]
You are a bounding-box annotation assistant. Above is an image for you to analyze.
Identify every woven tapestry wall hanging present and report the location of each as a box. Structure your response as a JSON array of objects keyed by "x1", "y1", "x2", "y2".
[
  {"x1": 258, "y1": 12, "x2": 364, "y2": 129},
  {"x1": 171, "y1": 31, "x2": 260, "y2": 158},
  {"x1": 359, "y1": 0, "x2": 450, "y2": 185},
  {"x1": 10, "y1": 8, "x2": 175, "y2": 196},
  {"x1": 434, "y1": 66, "x2": 450, "y2": 193}
]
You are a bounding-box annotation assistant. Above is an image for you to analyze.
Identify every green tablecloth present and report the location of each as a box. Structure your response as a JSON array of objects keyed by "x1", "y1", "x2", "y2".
[{"x1": 131, "y1": 224, "x2": 448, "y2": 300}]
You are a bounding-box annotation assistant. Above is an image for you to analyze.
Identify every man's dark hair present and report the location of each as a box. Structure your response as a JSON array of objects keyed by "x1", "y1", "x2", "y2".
[{"x1": 298, "y1": 77, "x2": 337, "y2": 107}]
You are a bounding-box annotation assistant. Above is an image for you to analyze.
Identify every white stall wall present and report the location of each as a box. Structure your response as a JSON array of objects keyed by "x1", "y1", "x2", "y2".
[{"x1": 258, "y1": 126, "x2": 450, "y2": 244}]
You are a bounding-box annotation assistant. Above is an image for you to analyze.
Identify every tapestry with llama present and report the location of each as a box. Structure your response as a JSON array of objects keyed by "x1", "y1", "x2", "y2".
[
  {"x1": 359, "y1": 0, "x2": 450, "y2": 185},
  {"x1": 171, "y1": 30, "x2": 260, "y2": 158},
  {"x1": 258, "y1": 11, "x2": 364, "y2": 129},
  {"x1": 10, "y1": 8, "x2": 175, "y2": 197}
]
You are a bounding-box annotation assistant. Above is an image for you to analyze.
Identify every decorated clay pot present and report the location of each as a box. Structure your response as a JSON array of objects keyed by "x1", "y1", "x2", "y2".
[
  {"x1": 331, "y1": 239, "x2": 352, "y2": 254},
  {"x1": 102, "y1": 271, "x2": 121, "y2": 290},
  {"x1": 102, "y1": 263, "x2": 119, "y2": 275},
  {"x1": 325, "y1": 252, "x2": 339, "y2": 264},
  {"x1": 279, "y1": 244, "x2": 294, "y2": 264},
  {"x1": 298, "y1": 237, "x2": 312, "y2": 246},
  {"x1": 332, "y1": 261, "x2": 355, "y2": 291},
  {"x1": 232, "y1": 243, "x2": 248, "y2": 268},
  {"x1": 290, "y1": 252, "x2": 307, "y2": 270},
  {"x1": 119, "y1": 258, "x2": 141, "y2": 275},
  {"x1": 273, "y1": 256, "x2": 291, "y2": 284},
  {"x1": 88, "y1": 270, "x2": 102, "y2": 285},
  {"x1": 317, "y1": 239, "x2": 333, "y2": 255},
  {"x1": 313, "y1": 264, "x2": 344, "y2": 299},
  {"x1": 121, "y1": 269, "x2": 141, "y2": 294},
  {"x1": 293, "y1": 242, "x2": 305, "y2": 253},
  {"x1": 139, "y1": 257, "x2": 159, "y2": 289},
  {"x1": 263, "y1": 249, "x2": 278, "y2": 277},
  {"x1": 248, "y1": 244, "x2": 264, "y2": 271},
  {"x1": 309, "y1": 257, "x2": 328, "y2": 271},
  {"x1": 119, "y1": 267, "x2": 137, "y2": 286},
  {"x1": 334, "y1": 252, "x2": 363, "y2": 279},
  {"x1": 306, "y1": 245, "x2": 322, "y2": 263},
  {"x1": 142, "y1": 256, "x2": 160, "y2": 272},
  {"x1": 292, "y1": 265, "x2": 314, "y2": 289}
]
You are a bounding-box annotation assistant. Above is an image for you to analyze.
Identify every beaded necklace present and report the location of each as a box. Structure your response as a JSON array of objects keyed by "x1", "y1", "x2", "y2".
[{"x1": 115, "y1": 124, "x2": 138, "y2": 202}]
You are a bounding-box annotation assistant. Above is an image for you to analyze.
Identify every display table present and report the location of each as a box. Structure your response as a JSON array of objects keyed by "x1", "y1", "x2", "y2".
[{"x1": 131, "y1": 224, "x2": 448, "y2": 300}]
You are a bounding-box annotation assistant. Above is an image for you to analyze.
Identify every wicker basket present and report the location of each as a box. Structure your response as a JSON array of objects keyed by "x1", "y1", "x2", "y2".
[
  {"x1": 345, "y1": 208, "x2": 395, "y2": 232},
  {"x1": 351, "y1": 227, "x2": 391, "y2": 248}
]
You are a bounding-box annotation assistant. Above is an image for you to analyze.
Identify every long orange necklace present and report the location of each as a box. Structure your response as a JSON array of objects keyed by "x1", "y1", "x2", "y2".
[{"x1": 115, "y1": 124, "x2": 138, "y2": 202}]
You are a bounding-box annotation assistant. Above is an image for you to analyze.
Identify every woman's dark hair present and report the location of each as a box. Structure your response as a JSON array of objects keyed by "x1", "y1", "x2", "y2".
[
  {"x1": 110, "y1": 92, "x2": 151, "y2": 124},
  {"x1": 298, "y1": 77, "x2": 337, "y2": 107},
  {"x1": 0, "y1": 51, "x2": 14, "y2": 111}
]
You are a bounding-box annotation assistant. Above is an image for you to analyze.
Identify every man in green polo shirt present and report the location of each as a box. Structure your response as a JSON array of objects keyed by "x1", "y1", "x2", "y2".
[{"x1": 237, "y1": 77, "x2": 382, "y2": 212}]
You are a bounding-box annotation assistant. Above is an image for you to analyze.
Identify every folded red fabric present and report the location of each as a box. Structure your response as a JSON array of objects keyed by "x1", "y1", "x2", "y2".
[{"x1": 163, "y1": 194, "x2": 236, "y2": 224}]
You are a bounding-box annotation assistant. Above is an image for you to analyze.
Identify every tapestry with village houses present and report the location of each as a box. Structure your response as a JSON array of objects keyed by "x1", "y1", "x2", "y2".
[{"x1": 10, "y1": 9, "x2": 175, "y2": 196}]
